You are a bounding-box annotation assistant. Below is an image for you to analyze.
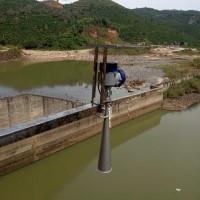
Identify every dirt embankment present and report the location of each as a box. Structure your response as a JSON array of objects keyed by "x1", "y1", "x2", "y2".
[
  {"x1": 162, "y1": 93, "x2": 200, "y2": 111},
  {"x1": 22, "y1": 49, "x2": 94, "y2": 63},
  {"x1": 0, "y1": 48, "x2": 23, "y2": 62}
]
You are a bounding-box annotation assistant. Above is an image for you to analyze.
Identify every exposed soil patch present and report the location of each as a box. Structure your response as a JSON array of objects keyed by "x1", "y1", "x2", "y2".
[
  {"x1": 22, "y1": 49, "x2": 94, "y2": 63},
  {"x1": 107, "y1": 28, "x2": 119, "y2": 38},
  {"x1": 43, "y1": 0, "x2": 64, "y2": 9},
  {"x1": 91, "y1": 31, "x2": 98, "y2": 38}
]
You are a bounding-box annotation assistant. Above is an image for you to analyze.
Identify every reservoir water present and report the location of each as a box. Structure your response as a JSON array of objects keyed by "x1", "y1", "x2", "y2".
[
  {"x1": 0, "y1": 60, "x2": 93, "y2": 103},
  {"x1": 0, "y1": 105, "x2": 200, "y2": 200},
  {"x1": 0, "y1": 60, "x2": 149, "y2": 103}
]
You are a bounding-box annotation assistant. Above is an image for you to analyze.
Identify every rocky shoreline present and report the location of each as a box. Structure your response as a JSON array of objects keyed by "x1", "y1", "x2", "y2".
[{"x1": 161, "y1": 93, "x2": 200, "y2": 111}]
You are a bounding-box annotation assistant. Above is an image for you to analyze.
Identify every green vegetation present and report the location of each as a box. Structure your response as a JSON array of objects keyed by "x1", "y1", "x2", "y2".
[
  {"x1": 189, "y1": 58, "x2": 200, "y2": 69},
  {"x1": 134, "y1": 8, "x2": 200, "y2": 47},
  {"x1": 160, "y1": 58, "x2": 200, "y2": 79},
  {"x1": 165, "y1": 77, "x2": 200, "y2": 98},
  {"x1": 0, "y1": 0, "x2": 200, "y2": 50},
  {"x1": 162, "y1": 63, "x2": 190, "y2": 79},
  {"x1": 0, "y1": 38, "x2": 6, "y2": 46},
  {"x1": 161, "y1": 59, "x2": 200, "y2": 98},
  {"x1": 0, "y1": 45, "x2": 6, "y2": 50},
  {"x1": 0, "y1": 48, "x2": 22, "y2": 61}
]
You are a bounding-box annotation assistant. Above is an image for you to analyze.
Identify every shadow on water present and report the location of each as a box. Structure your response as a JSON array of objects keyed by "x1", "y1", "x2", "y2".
[
  {"x1": 111, "y1": 109, "x2": 166, "y2": 148},
  {"x1": 0, "y1": 60, "x2": 93, "y2": 90},
  {"x1": 0, "y1": 109, "x2": 166, "y2": 200}
]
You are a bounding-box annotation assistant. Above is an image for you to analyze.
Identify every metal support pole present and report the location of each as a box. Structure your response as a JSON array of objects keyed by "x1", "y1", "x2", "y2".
[
  {"x1": 98, "y1": 87, "x2": 112, "y2": 173},
  {"x1": 100, "y1": 48, "x2": 108, "y2": 108},
  {"x1": 91, "y1": 47, "x2": 98, "y2": 105}
]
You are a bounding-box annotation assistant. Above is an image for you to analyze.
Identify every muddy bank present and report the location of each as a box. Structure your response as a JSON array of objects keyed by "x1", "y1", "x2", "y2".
[
  {"x1": 0, "y1": 48, "x2": 22, "y2": 62},
  {"x1": 161, "y1": 93, "x2": 200, "y2": 111},
  {"x1": 22, "y1": 49, "x2": 93, "y2": 63}
]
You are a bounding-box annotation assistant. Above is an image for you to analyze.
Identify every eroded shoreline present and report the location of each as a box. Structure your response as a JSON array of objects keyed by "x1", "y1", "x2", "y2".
[{"x1": 162, "y1": 93, "x2": 200, "y2": 111}]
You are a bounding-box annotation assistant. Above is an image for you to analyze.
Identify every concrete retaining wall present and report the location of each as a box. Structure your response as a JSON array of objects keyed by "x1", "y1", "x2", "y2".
[
  {"x1": 111, "y1": 89, "x2": 163, "y2": 126},
  {"x1": 0, "y1": 94, "x2": 82, "y2": 130},
  {"x1": 0, "y1": 88, "x2": 163, "y2": 176}
]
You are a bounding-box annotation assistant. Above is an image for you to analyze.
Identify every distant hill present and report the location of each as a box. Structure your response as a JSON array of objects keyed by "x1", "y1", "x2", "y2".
[
  {"x1": 0, "y1": 0, "x2": 200, "y2": 49},
  {"x1": 133, "y1": 8, "x2": 200, "y2": 46}
]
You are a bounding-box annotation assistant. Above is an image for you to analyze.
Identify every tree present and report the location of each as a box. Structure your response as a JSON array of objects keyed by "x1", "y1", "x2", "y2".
[
  {"x1": 23, "y1": 38, "x2": 38, "y2": 49},
  {"x1": 0, "y1": 38, "x2": 6, "y2": 46}
]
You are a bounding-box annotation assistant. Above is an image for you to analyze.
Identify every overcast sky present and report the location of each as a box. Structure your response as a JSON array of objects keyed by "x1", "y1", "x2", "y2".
[{"x1": 45, "y1": 0, "x2": 200, "y2": 11}]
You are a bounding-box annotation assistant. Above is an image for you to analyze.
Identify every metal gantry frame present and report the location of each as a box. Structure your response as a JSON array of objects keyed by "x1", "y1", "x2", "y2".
[
  {"x1": 91, "y1": 46, "x2": 108, "y2": 108},
  {"x1": 90, "y1": 43, "x2": 149, "y2": 108}
]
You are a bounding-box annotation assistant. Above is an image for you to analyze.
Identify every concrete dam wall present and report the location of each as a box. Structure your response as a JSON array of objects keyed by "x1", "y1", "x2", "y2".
[
  {"x1": 0, "y1": 94, "x2": 82, "y2": 130},
  {"x1": 0, "y1": 88, "x2": 163, "y2": 176}
]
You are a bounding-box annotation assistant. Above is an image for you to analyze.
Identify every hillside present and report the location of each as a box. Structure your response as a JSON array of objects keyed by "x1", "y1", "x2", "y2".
[
  {"x1": 133, "y1": 8, "x2": 200, "y2": 46},
  {"x1": 0, "y1": 0, "x2": 200, "y2": 49}
]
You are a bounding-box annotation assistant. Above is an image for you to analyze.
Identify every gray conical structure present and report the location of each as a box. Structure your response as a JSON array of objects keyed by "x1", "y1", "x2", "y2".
[{"x1": 98, "y1": 104, "x2": 112, "y2": 173}]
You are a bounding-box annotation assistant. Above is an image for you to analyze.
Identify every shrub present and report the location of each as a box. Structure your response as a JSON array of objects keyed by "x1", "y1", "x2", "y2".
[
  {"x1": 6, "y1": 47, "x2": 22, "y2": 58},
  {"x1": 165, "y1": 77, "x2": 200, "y2": 98},
  {"x1": 162, "y1": 63, "x2": 189, "y2": 79},
  {"x1": 0, "y1": 38, "x2": 6, "y2": 46},
  {"x1": 0, "y1": 47, "x2": 22, "y2": 61},
  {"x1": 192, "y1": 59, "x2": 200, "y2": 69},
  {"x1": 23, "y1": 38, "x2": 38, "y2": 49}
]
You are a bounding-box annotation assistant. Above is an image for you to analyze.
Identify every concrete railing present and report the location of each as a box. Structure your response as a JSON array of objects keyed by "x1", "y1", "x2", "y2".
[{"x1": 0, "y1": 94, "x2": 82, "y2": 130}]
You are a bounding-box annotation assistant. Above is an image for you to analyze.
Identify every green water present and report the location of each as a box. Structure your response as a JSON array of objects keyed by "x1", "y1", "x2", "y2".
[
  {"x1": 0, "y1": 60, "x2": 94, "y2": 102},
  {"x1": 0, "y1": 106, "x2": 200, "y2": 200},
  {"x1": 0, "y1": 60, "x2": 93, "y2": 89},
  {"x1": 0, "y1": 60, "x2": 129, "y2": 103}
]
